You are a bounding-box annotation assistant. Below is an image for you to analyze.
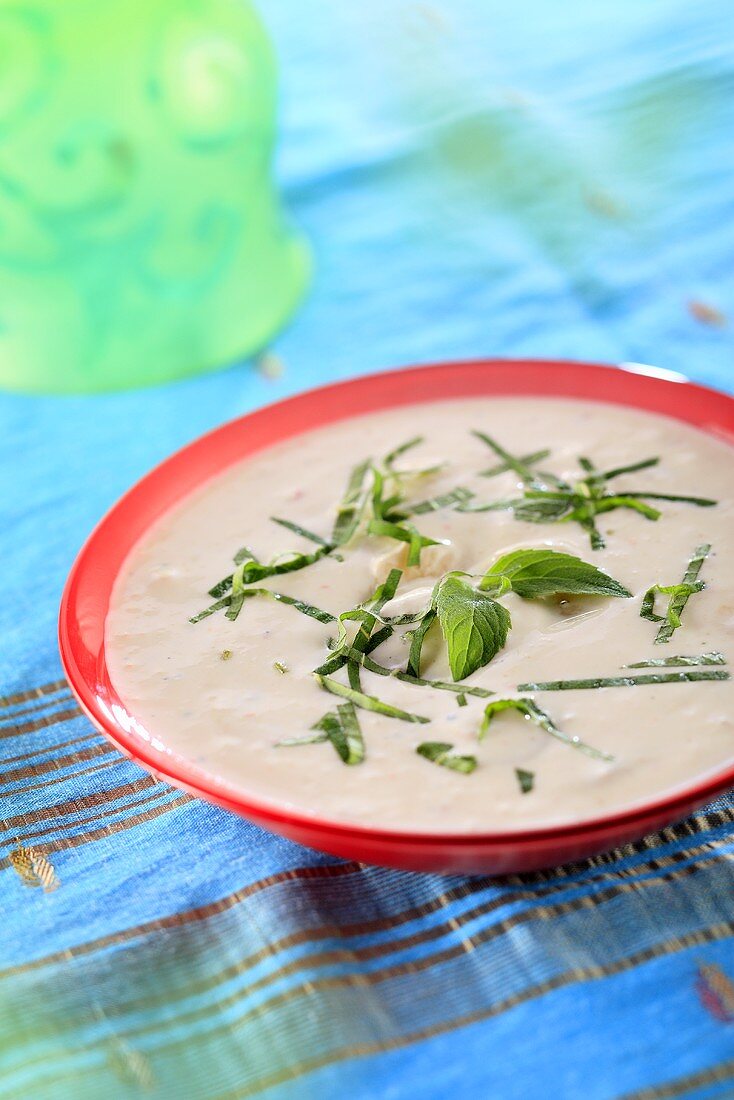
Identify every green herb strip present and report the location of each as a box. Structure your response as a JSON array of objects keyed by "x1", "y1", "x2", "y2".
[
  {"x1": 481, "y1": 451, "x2": 717, "y2": 550},
  {"x1": 337, "y1": 644, "x2": 493, "y2": 697},
  {"x1": 481, "y1": 696, "x2": 611, "y2": 760},
  {"x1": 472, "y1": 431, "x2": 563, "y2": 489},
  {"x1": 406, "y1": 608, "x2": 437, "y2": 678},
  {"x1": 315, "y1": 674, "x2": 430, "y2": 724},
  {"x1": 404, "y1": 487, "x2": 474, "y2": 516},
  {"x1": 416, "y1": 742, "x2": 477, "y2": 774},
  {"x1": 207, "y1": 544, "x2": 332, "y2": 602},
  {"x1": 642, "y1": 544, "x2": 711, "y2": 644},
  {"x1": 332, "y1": 459, "x2": 371, "y2": 546},
  {"x1": 515, "y1": 768, "x2": 535, "y2": 794},
  {"x1": 190, "y1": 588, "x2": 335, "y2": 626},
  {"x1": 623, "y1": 652, "x2": 726, "y2": 668},
  {"x1": 270, "y1": 517, "x2": 333, "y2": 547},
  {"x1": 278, "y1": 702, "x2": 365, "y2": 765},
  {"x1": 367, "y1": 519, "x2": 446, "y2": 567},
  {"x1": 480, "y1": 449, "x2": 550, "y2": 479},
  {"x1": 517, "y1": 670, "x2": 730, "y2": 691}
]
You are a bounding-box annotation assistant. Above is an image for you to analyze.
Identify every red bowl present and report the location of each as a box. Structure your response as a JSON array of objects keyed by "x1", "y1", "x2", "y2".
[{"x1": 59, "y1": 359, "x2": 734, "y2": 874}]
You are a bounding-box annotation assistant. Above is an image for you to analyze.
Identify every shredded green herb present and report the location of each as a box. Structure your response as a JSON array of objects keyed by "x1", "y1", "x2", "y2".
[
  {"x1": 416, "y1": 742, "x2": 477, "y2": 774},
  {"x1": 314, "y1": 674, "x2": 430, "y2": 723},
  {"x1": 190, "y1": 588, "x2": 335, "y2": 625},
  {"x1": 480, "y1": 697, "x2": 611, "y2": 760},
  {"x1": 641, "y1": 544, "x2": 710, "y2": 643},
  {"x1": 273, "y1": 661, "x2": 289, "y2": 674},
  {"x1": 404, "y1": 486, "x2": 474, "y2": 516},
  {"x1": 623, "y1": 652, "x2": 725, "y2": 668},
  {"x1": 334, "y1": 644, "x2": 493, "y2": 697},
  {"x1": 480, "y1": 448, "x2": 551, "y2": 479},
  {"x1": 517, "y1": 670, "x2": 730, "y2": 691},
  {"x1": 515, "y1": 768, "x2": 535, "y2": 794},
  {"x1": 270, "y1": 517, "x2": 333, "y2": 547},
  {"x1": 277, "y1": 702, "x2": 365, "y2": 765},
  {"x1": 471, "y1": 445, "x2": 716, "y2": 550}
]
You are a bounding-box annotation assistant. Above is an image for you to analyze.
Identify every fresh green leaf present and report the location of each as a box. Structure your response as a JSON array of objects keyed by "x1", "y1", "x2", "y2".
[
  {"x1": 314, "y1": 674, "x2": 430, "y2": 723},
  {"x1": 416, "y1": 742, "x2": 477, "y2": 774},
  {"x1": 435, "y1": 574, "x2": 511, "y2": 681},
  {"x1": 515, "y1": 768, "x2": 535, "y2": 793},
  {"x1": 480, "y1": 549, "x2": 631, "y2": 600},
  {"x1": 623, "y1": 652, "x2": 725, "y2": 668},
  {"x1": 481, "y1": 697, "x2": 611, "y2": 760},
  {"x1": 517, "y1": 670, "x2": 730, "y2": 690}
]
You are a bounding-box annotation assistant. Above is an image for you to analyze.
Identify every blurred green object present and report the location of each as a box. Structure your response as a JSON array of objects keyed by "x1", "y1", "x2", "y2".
[{"x1": 0, "y1": 0, "x2": 309, "y2": 393}]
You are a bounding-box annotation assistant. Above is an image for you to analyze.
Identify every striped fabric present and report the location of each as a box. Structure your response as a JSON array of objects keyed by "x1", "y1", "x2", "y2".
[{"x1": 3, "y1": 1, "x2": 733, "y2": 1096}]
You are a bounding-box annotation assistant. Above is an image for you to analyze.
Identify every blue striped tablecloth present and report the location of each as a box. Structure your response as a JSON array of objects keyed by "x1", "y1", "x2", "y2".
[{"x1": 2, "y1": 2, "x2": 733, "y2": 1097}]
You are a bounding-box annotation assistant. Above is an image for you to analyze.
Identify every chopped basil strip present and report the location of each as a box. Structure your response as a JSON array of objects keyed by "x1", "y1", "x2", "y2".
[
  {"x1": 367, "y1": 519, "x2": 447, "y2": 567},
  {"x1": 481, "y1": 696, "x2": 611, "y2": 760},
  {"x1": 416, "y1": 742, "x2": 477, "y2": 774},
  {"x1": 480, "y1": 448, "x2": 550, "y2": 479},
  {"x1": 404, "y1": 486, "x2": 474, "y2": 516},
  {"x1": 623, "y1": 652, "x2": 726, "y2": 668},
  {"x1": 641, "y1": 543, "x2": 710, "y2": 644},
  {"x1": 191, "y1": 588, "x2": 335, "y2": 626},
  {"x1": 332, "y1": 458, "x2": 371, "y2": 545},
  {"x1": 273, "y1": 661, "x2": 288, "y2": 674},
  {"x1": 406, "y1": 608, "x2": 437, "y2": 678},
  {"x1": 517, "y1": 670, "x2": 730, "y2": 691},
  {"x1": 515, "y1": 768, "x2": 535, "y2": 794},
  {"x1": 207, "y1": 543, "x2": 332, "y2": 602},
  {"x1": 278, "y1": 702, "x2": 365, "y2": 765},
  {"x1": 314, "y1": 674, "x2": 430, "y2": 723},
  {"x1": 270, "y1": 517, "x2": 333, "y2": 547},
  {"x1": 336, "y1": 644, "x2": 493, "y2": 697},
  {"x1": 456, "y1": 693, "x2": 468, "y2": 707},
  {"x1": 483, "y1": 453, "x2": 717, "y2": 550}
]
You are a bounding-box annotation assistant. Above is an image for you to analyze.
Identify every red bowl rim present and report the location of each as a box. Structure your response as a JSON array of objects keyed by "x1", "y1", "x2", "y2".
[{"x1": 59, "y1": 358, "x2": 734, "y2": 848}]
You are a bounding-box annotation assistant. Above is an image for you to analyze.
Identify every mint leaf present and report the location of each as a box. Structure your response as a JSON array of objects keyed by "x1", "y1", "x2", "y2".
[
  {"x1": 480, "y1": 549, "x2": 631, "y2": 599},
  {"x1": 434, "y1": 574, "x2": 511, "y2": 681},
  {"x1": 416, "y1": 742, "x2": 477, "y2": 774}
]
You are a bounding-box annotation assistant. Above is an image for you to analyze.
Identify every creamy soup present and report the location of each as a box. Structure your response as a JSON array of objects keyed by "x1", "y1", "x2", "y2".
[{"x1": 106, "y1": 398, "x2": 734, "y2": 832}]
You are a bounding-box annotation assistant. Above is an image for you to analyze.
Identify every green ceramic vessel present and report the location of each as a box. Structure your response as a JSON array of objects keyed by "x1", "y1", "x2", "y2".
[{"x1": 0, "y1": 0, "x2": 308, "y2": 392}]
